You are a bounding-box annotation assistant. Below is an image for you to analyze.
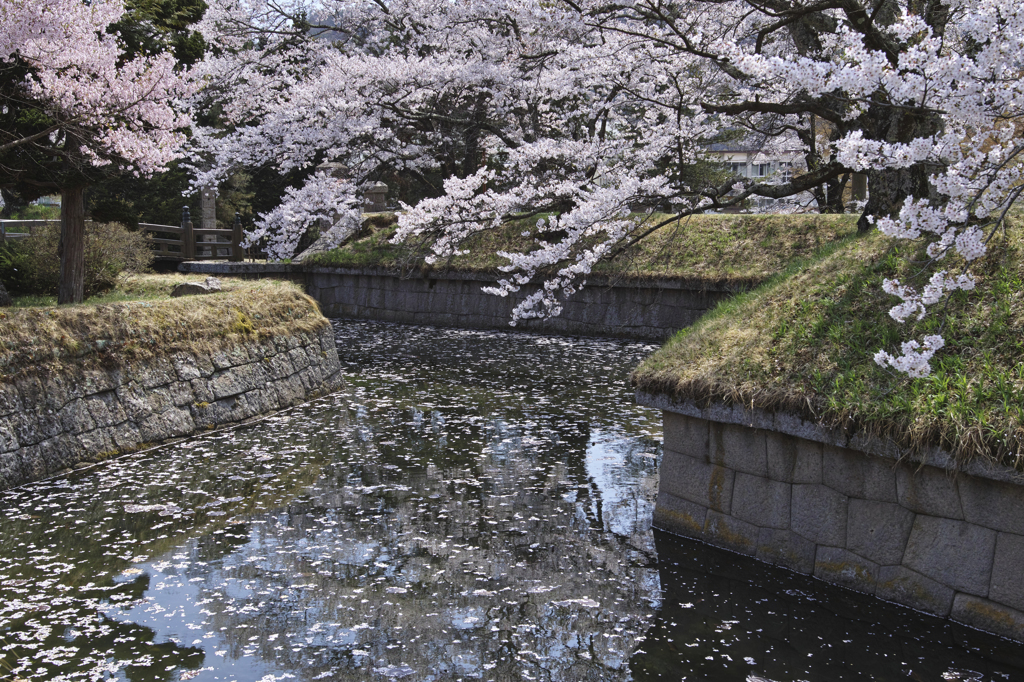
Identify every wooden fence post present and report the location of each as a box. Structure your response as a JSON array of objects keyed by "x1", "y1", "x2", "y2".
[
  {"x1": 182, "y1": 206, "x2": 195, "y2": 260},
  {"x1": 851, "y1": 173, "x2": 868, "y2": 202},
  {"x1": 231, "y1": 212, "x2": 244, "y2": 262}
]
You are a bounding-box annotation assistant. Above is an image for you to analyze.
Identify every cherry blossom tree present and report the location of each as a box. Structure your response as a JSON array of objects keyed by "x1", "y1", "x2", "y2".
[
  {"x1": 191, "y1": 0, "x2": 631, "y2": 260},
  {"x1": 0, "y1": 0, "x2": 197, "y2": 303},
  {"x1": 197, "y1": 0, "x2": 1024, "y2": 376}
]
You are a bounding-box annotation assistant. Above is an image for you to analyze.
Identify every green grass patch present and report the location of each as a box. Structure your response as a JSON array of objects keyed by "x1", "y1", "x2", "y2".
[
  {"x1": 0, "y1": 275, "x2": 328, "y2": 379},
  {"x1": 7, "y1": 272, "x2": 277, "y2": 308},
  {"x1": 305, "y1": 222, "x2": 414, "y2": 269},
  {"x1": 591, "y1": 213, "x2": 857, "y2": 282},
  {"x1": 306, "y1": 212, "x2": 859, "y2": 283},
  {"x1": 633, "y1": 224, "x2": 1024, "y2": 468}
]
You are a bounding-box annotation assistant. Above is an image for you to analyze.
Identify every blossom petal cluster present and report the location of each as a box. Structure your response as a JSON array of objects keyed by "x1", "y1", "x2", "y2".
[
  {"x1": 882, "y1": 271, "x2": 976, "y2": 323},
  {"x1": 247, "y1": 172, "x2": 363, "y2": 261},
  {"x1": 874, "y1": 335, "x2": 946, "y2": 378},
  {"x1": 0, "y1": 0, "x2": 196, "y2": 174},
  {"x1": 193, "y1": 0, "x2": 1024, "y2": 376}
]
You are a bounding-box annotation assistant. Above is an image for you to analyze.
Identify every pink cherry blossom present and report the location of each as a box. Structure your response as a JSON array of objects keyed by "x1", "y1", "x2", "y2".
[{"x1": 1, "y1": 0, "x2": 195, "y2": 174}]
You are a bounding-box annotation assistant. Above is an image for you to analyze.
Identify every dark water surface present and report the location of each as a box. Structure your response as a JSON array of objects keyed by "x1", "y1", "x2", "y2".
[{"x1": 1, "y1": 321, "x2": 1022, "y2": 681}]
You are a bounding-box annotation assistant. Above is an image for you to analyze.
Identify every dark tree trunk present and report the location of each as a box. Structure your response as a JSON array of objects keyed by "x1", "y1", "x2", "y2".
[
  {"x1": 856, "y1": 103, "x2": 943, "y2": 234},
  {"x1": 820, "y1": 174, "x2": 849, "y2": 213},
  {"x1": 58, "y1": 185, "x2": 87, "y2": 304},
  {"x1": 0, "y1": 279, "x2": 11, "y2": 307},
  {"x1": 857, "y1": 165, "x2": 933, "y2": 234}
]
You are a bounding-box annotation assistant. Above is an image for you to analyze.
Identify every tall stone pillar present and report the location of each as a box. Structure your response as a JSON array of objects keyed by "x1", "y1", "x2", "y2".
[
  {"x1": 200, "y1": 187, "x2": 217, "y2": 257},
  {"x1": 851, "y1": 173, "x2": 868, "y2": 202},
  {"x1": 316, "y1": 163, "x2": 349, "y2": 230}
]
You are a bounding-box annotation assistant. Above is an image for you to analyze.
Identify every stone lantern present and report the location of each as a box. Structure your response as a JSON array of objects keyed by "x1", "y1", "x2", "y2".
[{"x1": 363, "y1": 182, "x2": 388, "y2": 213}]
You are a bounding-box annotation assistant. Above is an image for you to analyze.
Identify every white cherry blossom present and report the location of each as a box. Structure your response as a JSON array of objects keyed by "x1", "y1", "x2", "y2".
[
  {"x1": 0, "y1": 0, "x2": 195, "y2": 174},
  {"x1": 194, "y1": 0, "x2": 1024, "y2": 374}
]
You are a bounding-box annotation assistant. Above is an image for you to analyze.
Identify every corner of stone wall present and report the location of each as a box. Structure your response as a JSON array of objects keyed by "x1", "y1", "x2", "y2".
[
  {"x1": 647, "y1": 398, "x2": 1024, "y2": 643},
  {"x1": 0, "y1": 321, "x2": 344, "y2": 491}
]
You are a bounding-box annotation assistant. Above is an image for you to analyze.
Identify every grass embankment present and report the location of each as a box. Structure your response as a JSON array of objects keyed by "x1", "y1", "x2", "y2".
[
  {"x1": 306, "y1": 213, "x2": 858, "y2": 283},
  {"x1": 0, "y1": 275, "x2": 328, "y2": 379},
  {"x1": 633, "y1": 224, "x2": 1024, "y2": 468},
  {"x1": 6, "y1": 272, "x2": 232, "y2": 308}
]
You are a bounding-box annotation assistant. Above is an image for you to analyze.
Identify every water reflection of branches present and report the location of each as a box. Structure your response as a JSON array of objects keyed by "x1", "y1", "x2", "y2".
[{"x1": 187, "y1": 450, "x2": 659, "y2": 680}]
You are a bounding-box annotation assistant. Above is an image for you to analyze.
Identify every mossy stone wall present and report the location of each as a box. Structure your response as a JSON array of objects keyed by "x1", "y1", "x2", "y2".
[
  {"x1": 640, "y1": 394, "x2": 1024, "y2": 642},
  {"x1": 0, "y1": 323, "x2": 343, "y2": 491}
]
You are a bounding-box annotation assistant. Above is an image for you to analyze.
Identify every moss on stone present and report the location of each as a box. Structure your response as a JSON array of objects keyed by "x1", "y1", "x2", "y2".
[
  {"x1": 0, "y1": 278, "x2": 328, "y2": 381},
  {"x1": 634, "y1": 222, "x2": 1024, "y2": 469}
]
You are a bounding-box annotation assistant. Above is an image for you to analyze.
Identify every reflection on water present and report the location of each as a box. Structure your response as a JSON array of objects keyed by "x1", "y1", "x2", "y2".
[
  {"x1": 0, "y1": 322, "x2": 662, "y2": 681},
  {"x1": 633, "y1": 533, "x2": 1024, "y2": 681},
  {"x1": 2, "y1": 321, "x2": 1024, "y2": 682}
]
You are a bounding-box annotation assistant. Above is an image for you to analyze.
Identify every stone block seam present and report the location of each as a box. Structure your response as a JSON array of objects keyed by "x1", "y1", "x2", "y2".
[
  {"x1": 650, "y1": 409, "x2": 1024, "y2": 643},
  {"x1": 0, "y1": 323, "x2": 343, "y2": 491},
  {"x1": 307, "y1": 271, "x2": 732, "y2": 341}
]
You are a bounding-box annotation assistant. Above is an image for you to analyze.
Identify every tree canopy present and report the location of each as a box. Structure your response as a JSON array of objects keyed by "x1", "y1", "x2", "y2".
[
  {"x1": 0, "y1": 0, "x2": 197, "y2": 302},
  {"x1": 3, "y1": 0, "x2": 1018, "y2": 374},
  {"x1": 191, "y1": 0, "x2": 1023, "y2": 374}
]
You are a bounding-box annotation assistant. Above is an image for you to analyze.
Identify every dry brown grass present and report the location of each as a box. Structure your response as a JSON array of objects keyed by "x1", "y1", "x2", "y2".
[
  {"x1": 589, "y1": 213, "x2": 858, "y2": 282},
  {"x1": 0, "y1": 277, "x2": 328, "y2": 379}
]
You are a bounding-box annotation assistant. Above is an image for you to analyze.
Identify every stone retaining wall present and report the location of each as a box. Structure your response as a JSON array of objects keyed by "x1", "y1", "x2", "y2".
[
  {"x1": 0, "y1": 323, "x2": 343, "y2": 491},
  {"x1": 638, "y1": 393, "x2": 1024, "y2": 641},
  {"x1": 307, "y1": 268, "x2": 738, "y2": 340}
]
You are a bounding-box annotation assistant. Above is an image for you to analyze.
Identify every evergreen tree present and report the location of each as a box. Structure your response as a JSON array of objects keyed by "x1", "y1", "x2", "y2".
[{"x1": 0, "y1": 0, "x2": 198, "y2": 302}]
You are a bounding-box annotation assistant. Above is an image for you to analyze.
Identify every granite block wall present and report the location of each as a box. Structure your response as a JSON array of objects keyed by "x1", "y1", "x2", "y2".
[
  {"x1": 307, "y1": 269, "x2": 737, "y2": 340},
  {"x1": 0, "y1": 323, "x2": 343, "y2": 491},
  {"x1": 651, "y1": 408, "x2": 1024, "y2": 642}
]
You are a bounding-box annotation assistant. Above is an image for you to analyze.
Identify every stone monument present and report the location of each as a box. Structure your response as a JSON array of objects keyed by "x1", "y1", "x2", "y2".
[
  {"x1": 364, "y1": 182, "x2": 388, "y2": 212},
  {"x1": 200, "y1": 187, "x2": 218, "y2": 257}
]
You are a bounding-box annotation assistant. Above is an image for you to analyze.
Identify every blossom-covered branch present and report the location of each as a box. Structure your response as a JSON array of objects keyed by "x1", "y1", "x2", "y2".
[
  {"x1": 196, "y1": 0, "x2": 1024, "y2": 375},
  {"x1": 0, "y1": 0, "x2": 198, "y2": 303}
]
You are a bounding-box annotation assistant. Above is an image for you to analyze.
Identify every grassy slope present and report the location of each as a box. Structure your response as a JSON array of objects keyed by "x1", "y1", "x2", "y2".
[
  {"x1": 633, "y1": 225, "x2": 1024, "y2": 468},
  {"x1": 0, "y1": 275, "x2": 328, "y2": 378},
  {"x1": 307, "y1": 213, "x2": 859, "y2": 283},
  {"x1": 6, "y1": 272, "x2": 256, "y2": 308}
]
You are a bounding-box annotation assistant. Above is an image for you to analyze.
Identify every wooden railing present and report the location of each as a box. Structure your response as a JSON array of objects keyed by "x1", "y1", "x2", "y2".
[
  {"x1": 1, "y1": 208, "x2": 257, "y2": 262},
  {"x1": 151, "y1": 207, "x2": 248, "y2": 261},
  {"x1": 0, "y1": 219, "x2": 57, "y2": 241}
]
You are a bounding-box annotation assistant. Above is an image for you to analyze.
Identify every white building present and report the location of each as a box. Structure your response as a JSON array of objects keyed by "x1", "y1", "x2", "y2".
[{"x1": 707, "y1": 133, "x2": 810, "y2": 211}]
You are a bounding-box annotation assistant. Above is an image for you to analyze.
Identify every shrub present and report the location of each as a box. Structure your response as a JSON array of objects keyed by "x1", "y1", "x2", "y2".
[
  {"x1": 0, "y1": 222, "x2": 154, "y2": 298},
  {"x1": 4, "y1": 203, "x2": 60, "y2": 221}
]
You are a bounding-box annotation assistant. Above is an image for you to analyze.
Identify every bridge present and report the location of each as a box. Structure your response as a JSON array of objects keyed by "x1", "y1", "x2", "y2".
[{"x1": 0, "y1": 207, "x2": 258, "y2": 262}]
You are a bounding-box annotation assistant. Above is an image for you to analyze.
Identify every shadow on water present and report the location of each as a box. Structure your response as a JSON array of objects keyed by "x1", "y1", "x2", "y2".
[
  {"x1": 0, "y1": 320, "x2": 1022, "y2": 681},
  {"x1": 632, "y1": 530, "x2": 1024, "y2": 681}
]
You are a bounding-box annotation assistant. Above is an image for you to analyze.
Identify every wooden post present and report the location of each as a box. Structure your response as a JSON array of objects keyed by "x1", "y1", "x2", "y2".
[
  {"x1": 57, "y1": 185, "x2": 87, "y2": 304},
  {"x1": 231, "y1": 212, "x2": 244, "y2": 262},
  {"x1": 182, "y1": 206, "x2": 195, "y2": 260},
  {"x1": 851, "y1": 173, "x2": 868, "y2": 202}
]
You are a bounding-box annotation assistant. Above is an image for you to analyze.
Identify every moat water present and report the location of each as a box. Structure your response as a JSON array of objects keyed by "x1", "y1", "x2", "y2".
[{"x1": 1, "y1": 321, "x2": 1023, "y2": 681}]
